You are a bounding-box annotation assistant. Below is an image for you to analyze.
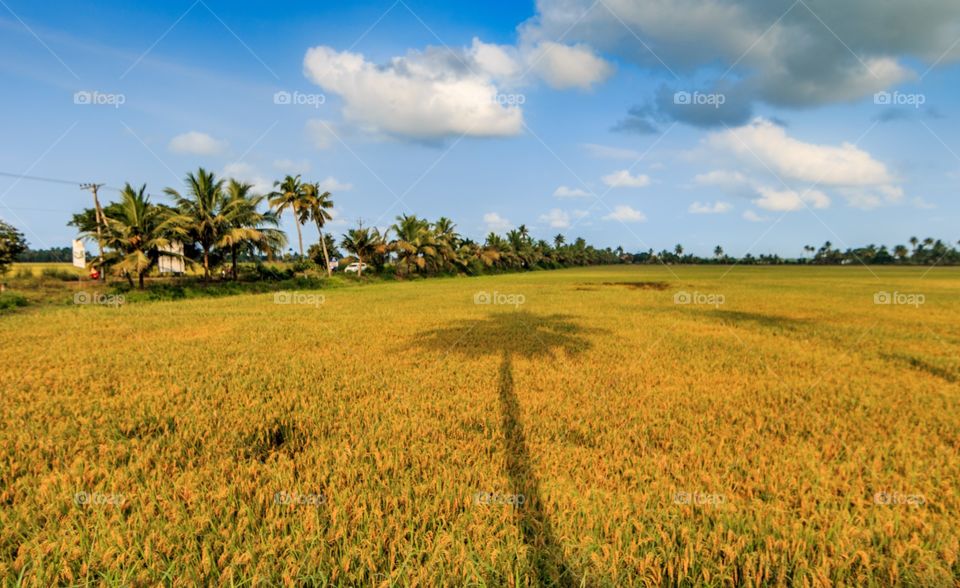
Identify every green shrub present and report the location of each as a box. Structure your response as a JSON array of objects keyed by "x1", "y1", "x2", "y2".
[
  {"x1": 41, "y1": 267, "x2": 79, "y2": 281},
  {"x1": 0, "y1": 293, "x2": 28, "y2": 311},
  {"x1": 253, "y1": 263, "x2": 295, "y2": 281},
  {"x1": 290, "y1": 260, "x2": 315, "y2": 273}
]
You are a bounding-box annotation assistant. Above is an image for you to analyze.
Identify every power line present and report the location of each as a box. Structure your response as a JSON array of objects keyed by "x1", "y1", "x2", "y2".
[
  {"x1": 0, "y1": 170, "x2": 121, "y2": 191},
  {"x1": 0, "y1": 205, "x2": 75, "y2": 213}
]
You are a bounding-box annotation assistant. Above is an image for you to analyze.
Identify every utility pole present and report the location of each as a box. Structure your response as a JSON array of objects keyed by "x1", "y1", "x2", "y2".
[{"x1": 80, "y1": 183, "x2": 106, "y2": 282}]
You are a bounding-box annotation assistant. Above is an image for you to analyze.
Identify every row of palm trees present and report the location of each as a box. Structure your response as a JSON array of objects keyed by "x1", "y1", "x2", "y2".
[
  {"x1": 268, "y1": 175, "x2": 335, "y2": 276},
  {"x1": 336, "y1": 217, "x2": 622, "y2": 277},
  {"x1": 70, "y1": 168, "x2": 298, "y2": 287},
  {"x1": 626, "y1": 239, "x2": 960, "y2": 266},
  {"x1": 69, "y1": 167, "x2": 621, "y2": 287},
  {"x1": 801, "y1": 239, "x2": 960, "y2": 265}
]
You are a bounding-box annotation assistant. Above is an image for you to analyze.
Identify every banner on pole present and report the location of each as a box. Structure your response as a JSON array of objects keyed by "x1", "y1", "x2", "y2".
[
  {"x1": 72, "y1": 239, "x2": 86, "y2": 269},
  {"x1": 159, "y1": 241, "x2": 185, "y2": 274}
]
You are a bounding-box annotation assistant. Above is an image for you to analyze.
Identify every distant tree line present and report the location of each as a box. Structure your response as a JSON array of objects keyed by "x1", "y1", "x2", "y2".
[
  {"x1": 55, "y1": 167, "x2": 623, "y2": 287},
  {"x1": 627, "y1": 239, "x2": 960, "y2": 265},
  {"x1": 15, "y1": 246, "x2": 71, "y2": 263},
  {"x1": 3, "y1": 168, "x2": 959, "y2": 285}
]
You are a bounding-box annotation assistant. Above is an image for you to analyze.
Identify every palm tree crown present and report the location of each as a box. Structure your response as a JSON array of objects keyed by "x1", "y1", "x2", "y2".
[
  {"x1": 164, "y1": 167, "x2": 228, "y2": 280},
  {"x1": 104, "y1": 183, "x2": 181, "y2": 288},
  {"x1": 268, "y1": 175, "x2": 309, "y2": 259}
]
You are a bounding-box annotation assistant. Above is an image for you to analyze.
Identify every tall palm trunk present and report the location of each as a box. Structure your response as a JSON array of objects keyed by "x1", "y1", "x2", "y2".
[
  {"x1": 138, "y1": 271, "x2": 145, "y2": 289},
  {"x1": 357, "y1": 254, "x2": 363, "y2": 277},
  {"x1": 316, "y1": 222, "x2": 331, "y2": 277},
  {"x1": 203, "y1": 247, "x2": 211, "y2": 281},
  {"x1": 295, "y1": 220, "x2": 304, "y2": 260},
  {"x1": 231, "y1": 245, "x2": 238, "y2": 280}
]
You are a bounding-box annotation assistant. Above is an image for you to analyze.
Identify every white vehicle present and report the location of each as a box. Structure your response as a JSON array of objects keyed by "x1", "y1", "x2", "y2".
[{"x1": 343, "y1": 262, "x2": 368, "y2": 274}]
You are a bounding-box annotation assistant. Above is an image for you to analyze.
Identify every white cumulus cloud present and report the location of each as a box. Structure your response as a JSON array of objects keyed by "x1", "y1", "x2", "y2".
[
  {"x1": 222, "y1": 162, "x2": 272, "y2": 195},
  {"x1": 539, "y1": 208, "x2": 571, "y2": 228},
  {"x1": 553, "y1": 185, "x2": 592, "y2": 198},
  {"x1": 708, "y1": 119, "x2": 896, "y2": 187},
  {"x1": 601, "y1": 169, "x2": 651, "y2": 188},
  {"x1": 693, "y1": 170, "x2": 749, "y2": 189},
  {"x1": 700, "y1": 118, "x2": 903, "y2": 209},
  {"x1": 316, "y1": 176, "x2": 352, "y2": 192},
  {"x1": 753, "y1": 186, "x2": 830, "y2": 211},
  {"x1": 602, "y1": 205, "x2": 646, "y2": 222},
  {"x1": 483, "y1": 212, "x2": 513, "y2": 232},
  {"x1": 274, "y1": 159, "x2": 312, "y2": 174},
  {"x1": 303, "y1": 45, "x2": 523, "y2": 140},
  {"x1": 301, "y1": 35, "x2": 613, "y2": 141},
  {"x1": 689, "y1": 201, "x2": 733, "y2": 214},
  {"x1": 169, "y1": 131, "x2": 228, "y2": 156},
  {"x1": 526, "y1": 41, "x2": 614, "y2": 90}
]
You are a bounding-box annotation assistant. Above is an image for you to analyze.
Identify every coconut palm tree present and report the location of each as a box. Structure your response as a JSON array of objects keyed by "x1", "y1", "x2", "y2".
[
  {"x1": 268, "y1": 175, "x2": 309, "y2": 260},
  {"x1": 341, "y1": 226, "x2": 376, "y2": 277},
  {"x1": 391, "y1": 214, "x2": 437, "y2": 276},
  {"x1": 164, "y1": 168, "x2": 227, "y2": 281},
  {"x1": 893, "y1": 244, "x2": 909, "y2": 262},
  {"x1": 506, "y1": 228, "x2": 535, "y2": 269},
  {"x1": 479, "y1": 245, "x2": 502, "y2": 268},
  {"x1": 220, "y1": 180, "x2": 287, "y2": 279},
  {"x1": 488, "y1": 232, "x2": 520, "y2": 269},
  {"x1": 103, "y1": 183, "x2": 182, "y2": 289},
  {"x1": 517, "y1": 224, "x2": 531, "y2": 242},
  {"x1": 369, "y1": 227, "x2": 391, "y2": 272},
  {"x1": 714, "y1": 245, "x2": 724, "y2": 260},
  {"x1": 430, "y1": 217, "x2": 461, "y2": 272},
  {"x1": 303, "y1": 182, "x2": 335, "y2": 276}
]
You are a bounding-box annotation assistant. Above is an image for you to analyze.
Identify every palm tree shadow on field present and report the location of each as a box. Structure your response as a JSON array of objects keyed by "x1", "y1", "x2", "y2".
[{"x1": 414, "y1": 311, "x2": 600, "y2": 587}]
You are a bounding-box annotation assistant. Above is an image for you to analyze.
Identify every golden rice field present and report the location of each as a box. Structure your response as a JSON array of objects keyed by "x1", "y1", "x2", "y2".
[{"x1": 1, "y1": 265, "x2": 959, "y2": 586}]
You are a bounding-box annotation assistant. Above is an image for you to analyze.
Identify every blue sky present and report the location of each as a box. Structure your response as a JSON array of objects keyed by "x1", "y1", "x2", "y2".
[{"x1": 1, "y1": 0, "x2": 958, "y2": 256}]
